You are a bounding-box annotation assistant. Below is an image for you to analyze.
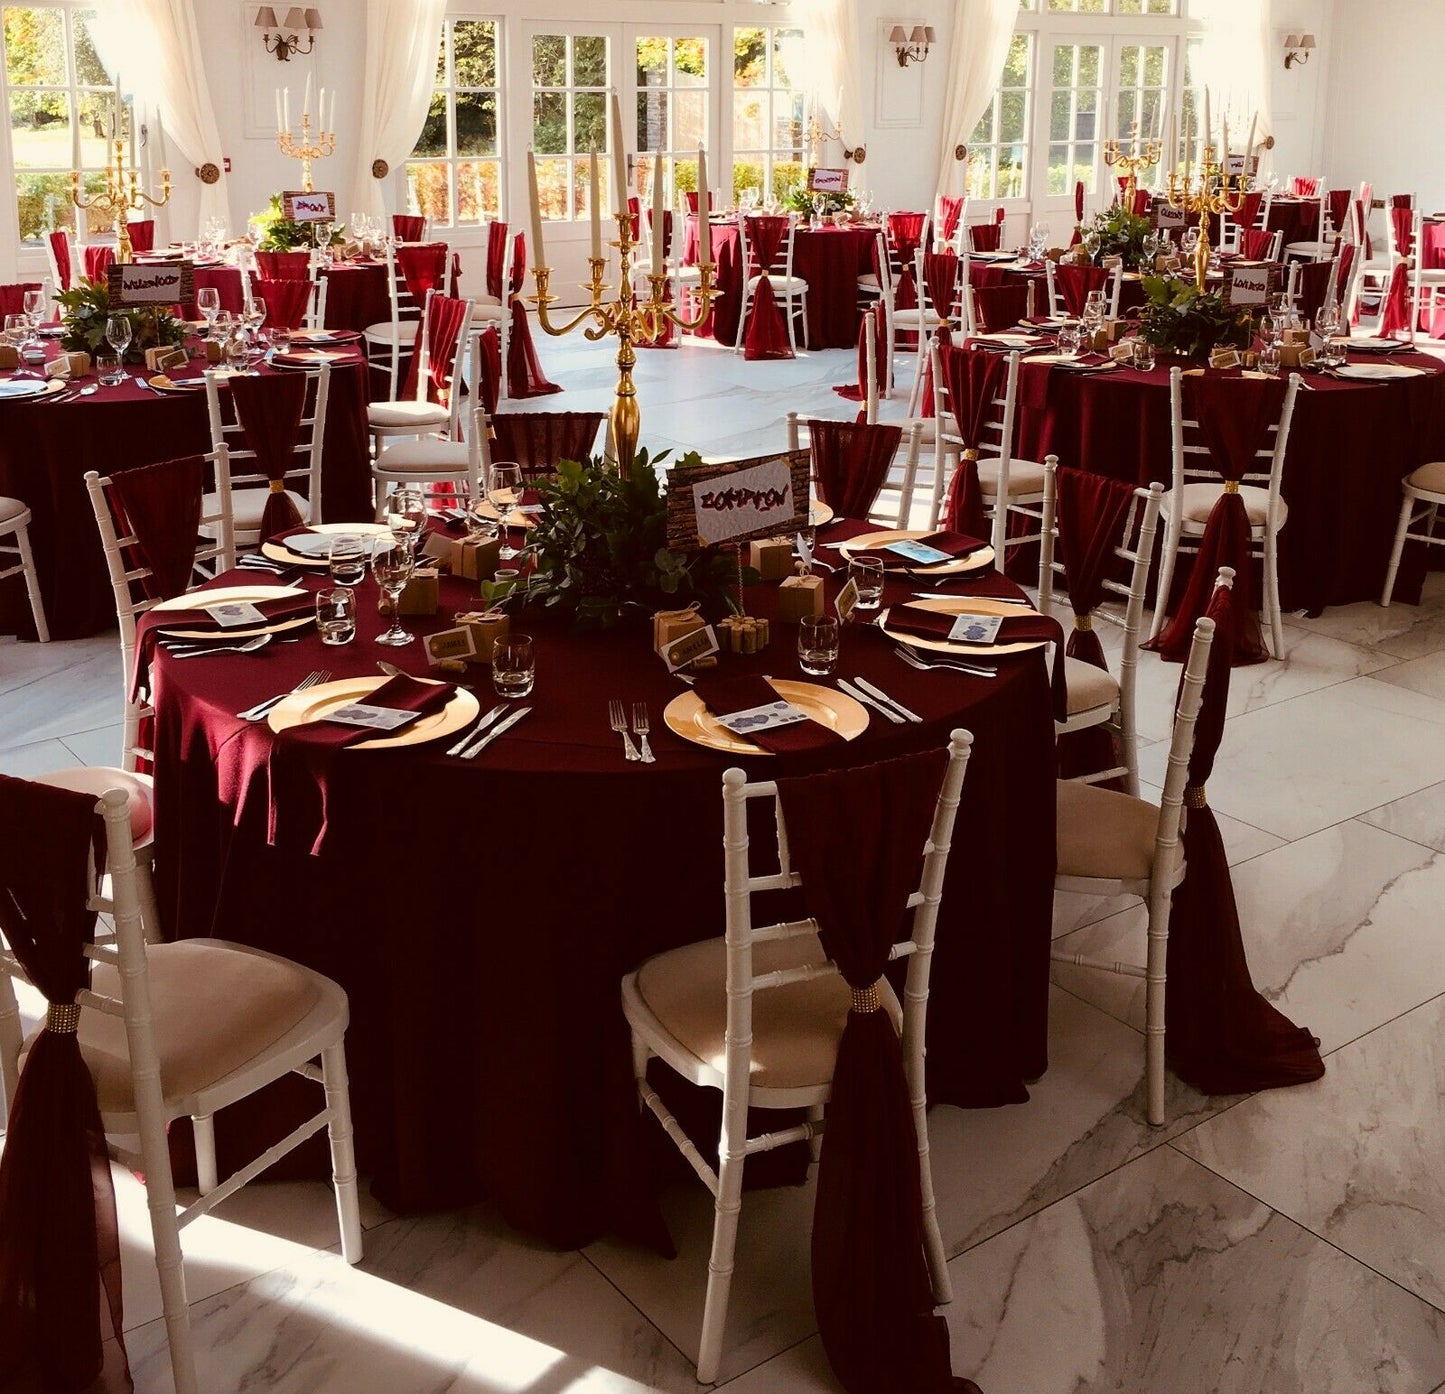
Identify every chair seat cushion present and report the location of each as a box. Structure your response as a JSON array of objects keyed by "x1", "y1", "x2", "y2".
[
  {"x1": 891, "y1": 308, "x2": 941, "y2": 327},
  {"x1": 203, "y1": 487, "x2": 309, "y2": 535},
  {"x1": 673, "y1": 265, "x2": 704, "y2": 284},
  {"x1": 362, "y1": 321, "x2": 416, "y2": 345},
  {"x1": 368, "y1": 400, "x2": 450, "y2": 429},
  {"x1": 1167, "y1": 482, "x2": 1286, "y2": 528},
  {"x1": 1056, "y1": 780, "x2": 1158, "y2": 881},
  {"x1": 24, "y1": 941, "x2": 323, "y2": 1115},
  {"x1": 470, "y1": 302, "x2": 505, "y2": 322},
  {"x1": 856, "y1": 273, "x2": 881, "y2": 290},
  {"x1": 893, "y1": 416, "x2": 936, "y2": 443},
  {"x1": 1064, "y1": 655, "x2": 1120, "y2": 716},
  {"x1": 1406, "y1": 460, "x2": 1445, "y2": 495},
  {"x1": 746, "y1": 274, "x2": 808, "y2": 293},
  {"x1": 34, "y1": 767, "x2": 153, "y2": 845},
  {"x1": 976, "y1": 457, "x2": 1047, "y2": 497},
  {"x1": 633, "y1": 932, "x2": 901, "y2": 1093},
  {"x1": 376, "y1": 439, "x2": 469, "y2": 471},
  {"x1": 1283, "y1": 241, "x2": 1333, "y2": 255},
  {"x1": 0, "y1": 496, "x2": 29, "y2": 527}
]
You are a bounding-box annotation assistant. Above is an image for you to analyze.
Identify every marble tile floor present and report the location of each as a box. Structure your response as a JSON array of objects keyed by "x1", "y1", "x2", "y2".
[{"x1": 8, "y1": 331, "x2": 1445, "y2": 1392}]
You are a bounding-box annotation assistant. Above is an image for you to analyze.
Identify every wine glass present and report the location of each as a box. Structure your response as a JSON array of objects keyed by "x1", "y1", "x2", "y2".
[
  {"x1": 388, "y1": 486, "x2": 429, "y2": 556},
  {"x1": 196, "y1": 286, "x2": 220, "y2": 339},
  {"x1": 244, "y1": 298, "x2": 268, "y2": 364},
  {"x1": 22, "y1": 288, "x2": 44, "y2": 328},
  {"x1": 4, "y1": 314, "x2": 36, "y2": 376},
  {"x1": 104, "y1": 313, "x2": 133, "y2": 361},
  {"x1": 372, "y1": 542, "x2": 416, "y2": 647},
  {"x1": 488, "y1": 463, "x2": 523, "y2": 560}
]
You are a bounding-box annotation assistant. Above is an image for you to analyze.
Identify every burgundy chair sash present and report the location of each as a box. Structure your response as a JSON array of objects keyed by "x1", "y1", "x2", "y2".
[
  {"x1": 229, "y1": 372, "x2": 309, "y2": 542},
  {"x1": 392, "y1": 214, "x2": 426, "y2": 242},
  {"x1": 490, "y1": 410, "x2": 604, "y2": 480},
  {"x1": 1326, "y1": 188, "x2": 1351, "y2": 238},
  {"x1": 1290, "y1": 176, "x2": 1319, "y2": 197},
  {"x1": 485, "y1": 221, "x2": 510, "y2": 300},
  {"x1": 1390, "y1": 205, "x2": 1415, "y2": 258},
  {"x1": 1236, "y1": 191, "x2": 1264, "y2": 231},
  {"x1": 126, "y1": 220, "x2": 155, "y2": 252},
  {"x1": 0, "y1": 282, "x2": 42, "y2": 318},
  {"x1": 83, "y1": 246, "x2": 115, "y2": 282},
  {"x1": 397, "y1": 243, "x2": 449, "y2": 300},
  {"x1": 1239, "y1": 228, "x2": 1275, "y2": 261},
  {"x1": 888, "y1": 211, "x2": 926, "y2": 310},
  {"x1": 833, "y1": 302, "x2": 886, "y2": 406},
  {"x1": 504, "y1": 231, "x2": 562, "y2": 398},
  {"x1": 0, "y1": 775, "x2": 130, "y2": 1394},
  {"x1": 475, "y1": 323, "x2": 502, "y2": 416},
  {"x1": 421, "y1": 293, "x2": 470, "y2": 406},
  {"x1": 968, "y1": 219, "x2": 1003, "y2": 253},
  {"x1": 1379, "y1": 261, "x2": 1413, "y2": 338},
  {"x1": 940, "y1": 342, "x2": 1006, "y2": 539},
  {"x1": 48, "y1": 231, "x2": 72, "y2": 290},
  {"x1": 108, "y1": 456, "x2": 205, "y2": 601},
  {"x1": 742, "y1": 215, "x2": 794, "y2": 361},
  {"x1": 809, "y1": 419, "x2": 903, "y2": 518},
  {"x1": 1068, "y1": 182, "x2": 1085, "y2": 246},
  {"x1": 775, "y1": 750, "x2": 982, "y2": 1394},
  {"x1": 938, "y1": 195, "x2": 964, "y2": 245},
  {"x1": 1146, "y1": 373, "x2": 1284, "y2": 665},
  {"x1": 250, "y1": 276, "x2": 313, "y2": 331},
  {"x1": 1054, "y1": 263, "x2": 1108, "y2": 318},
  {"x1": 969, "y1": 282, "x2": 1029, "y2": 333},
  {"x1": 1165, "y1": 583, "x2": 1326, "y2": 1093},
  {"x1": 923, "y1": 251, "x2": 960, "y2": 323},
  {"x1": 1293, "y1": 258, "x2": 1336, "y2": 327},
  {"x1": 255, "y1": 250, "x2": 312, "y2": 281}
]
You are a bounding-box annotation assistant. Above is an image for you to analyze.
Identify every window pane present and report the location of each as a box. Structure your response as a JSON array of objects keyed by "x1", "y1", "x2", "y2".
[
  {"x1": 455, "y1": 159, "x2": 499, "y2": 224},
  {"x1": 4, "y1": 6, "x2": 65, "y2": 85},
  {"x1": 435, "y1": 26, "x2": 447, "y2": 82},
  {"x1": 734, "y1": 28, "x2": 766, "y2": 87},
  {"x1": 77, "y1": 90, "x2": 108, "y2": 168},
  {"x1": 674, "y1": 90, "x2": 706, "y2": 148},
  {"x1": 533, "y1": 35, "x2": 566, "y2": 88},
  {"x1": 1144, "y1": 46, "x2": 1165, "y2": 86},
  {"x1": 71, "y1": 12, "x2": 108, "y2": 87},
  {"x1": 1047, "y1": 143, "x2": 1070, "y2": 195},
  {"x1": 1000, "y1": 145, "x2": 1026, "y2": 198},
  {"x1": 1117, "y1": 88, "x2": 1137, "y2": 135},
  {"x1": 636, "y1": 36, "x2": 667, "y2": 85},
  {"x1": 1149, "y1": 0, "x2": 1178, "y2": 12},
  {"x1": 576, "y1": 91, "x2": 605, "y2": 152},
  {"x1": 455, "y1": 91, "x2": 496, "y2": 157},
  {"x1": 10, "y1": 90, "x2": 69, "y2": 168},
  {"x1": 637, "y1": 89, "x2": 667, "y2": 150},
  {"x1": 535, "y1": 157, "x2": 569, "y2": 219},
  {"x1": 412, "y1": 92, "x2": 447, "y2": 158},
  {"x1": 772, "y1": 30, "x2": 803, "y2": 88},
  {"x1": 406, "y1": 161, "x2": 451, "y2": 225},
  {"x1": 17, "y1": 171, "x2": 76, "y2": 241},
  {"x1": 733, "y1": 92, "x2": 765, "y2": 150},
  {"x1": 1116, "y1": 0, "x2": 1144, "y2": 11},
  {"x1": 453, "y1": 20, "x2": 496, "y2": 88},
  {"x1": 1078, "y1": 46, "x2": 1099, "y2": 87},
  {"x1": 1052, "y1": 46, "x2": 1073, "y2": 85},
  {"x1": 1049, "y1": 90, "x2": 1070, "y2": 142},
  {"x1": 733, "y1": 158, "x2": 762, "y2": 199},
  {"x1": 675, "y1": 38, "x2": 706, "y2": 82},
  {"x1": 533, "y1": 91, "x2": 566, "y2": 155},
  {"x1": 1003, "y1": 34, "x2": 1030, "y2": 87},
  {"x1": 573, "y1": 36, "x2": 607, "y2": 88},
  {"x1": 1119, "y1": 46, "x2": 1138, "y2": 87},
  {"x1": 1000, "y1": 91, "x2": 1027, "y2": 143}
]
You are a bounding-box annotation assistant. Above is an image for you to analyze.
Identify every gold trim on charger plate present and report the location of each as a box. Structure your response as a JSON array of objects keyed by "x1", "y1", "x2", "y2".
[
  {"x1": 880, "y1": 595, "x2": 1047, "y2": 658},
  {"x1": 662, "y1": 678, "x2": 869, "y2": 756},
  {"x1": 267, "y1": 676, "x2": 480, "y2": 751},
  {"x1": 261, "y1": 521, "x2": 394, "y2": 568},
  {"x1": 153, "y1": 583, "x2": 313, "y2": 640},
  {"x1": 838, "y1": 529, "x2": 995, "y2": 577}
]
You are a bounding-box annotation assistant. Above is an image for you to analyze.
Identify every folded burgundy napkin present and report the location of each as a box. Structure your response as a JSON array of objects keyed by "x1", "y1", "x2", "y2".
[
  {"x1": 692, "y1": 673, "x2": 845, "y2": 754},
  {"x1": 889, "y1": 604, "x2": 1068, "y2": 718},
  {"x1": 268, "y1": 675, "x2": 457, "y2": 854},
  {"x1": 150, "y1": 596, "x2": 315, "y2": 634},
  {"x1": 854, "y1": 530, "x2": 990, "y2": 571}
]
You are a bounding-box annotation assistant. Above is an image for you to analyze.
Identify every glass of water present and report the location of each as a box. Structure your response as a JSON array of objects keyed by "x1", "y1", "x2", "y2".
[
  {"x1": 316, "y1": 587, "x2": 356, "y2": 645},
  {"x1": 492, "y1": 634, "x2": 535, "y2": 697},
  {"x1": 848, "y1": 556, "x2": 885, "y2": 612},
  {"x1": 798, "y1": 615, "x2": 840, "y2": 676},
  {"x1": 328, "y1": 534, "x2": 369, "y2": 585}
]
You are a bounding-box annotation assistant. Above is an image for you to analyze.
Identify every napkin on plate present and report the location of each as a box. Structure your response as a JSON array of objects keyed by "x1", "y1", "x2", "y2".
[
  {"x1": 853, "y1": 530, "x2": 989, "y2": 571},
  {"x1": 692, "y1": 673, "x2": 845, "y2": 754}
]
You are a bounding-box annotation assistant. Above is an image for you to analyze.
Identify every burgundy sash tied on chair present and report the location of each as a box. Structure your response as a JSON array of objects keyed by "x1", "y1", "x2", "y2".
[
  {"x1": 1290, "y1": 176, "x2": 1319, "y2": 197},
  {"x1": 83, "y1": 246, "x2": 115, "y2": 282},
  {"x1": 938, "y1": 195, "x2": 964, "y2": 246},
  {"x1": 475, "y1": 324, "x2": 502, "y2": 416},
  {"x1": 1236, "y1": 191, "x2": 1264, "y2": 231},
  {"x1": 251, "y1": 276, "x2": 313, "y2": 331},
  {"x1": 1379, "y1": 261, "x2": 1412, "y2": 338},
  {"x1": 743, "y1": 215, "x2": 794, "y2": 361},
  {"x1": 392, "y1": 214, "x2": 426, "y2": 242},
  {"x1": 1146, "y1": 374, "x2": 1283, "y2": 665},
  {"x1": 887, "y1": 212, "x2": 926, "y2": 311},
  {"x1": 491, "y1": 410, "x2": 604, "y2": 480},
  {"x1": 1390, "y1": 205, "x2": 1415, "y2": 259},
  {"x1": 126, "y1": 220, "x2": 155, "y2": 253},
  {"x1": 1326, "y1": 189, "x2": 1351, "y2": 242},
  {"x1": 0, "y1": 282, "x2": 42, "y2": 318},
  {"x1": 0, "y1": 776, "x2": 131, "y2": 1394},
  {"x1": 485, "y1": 221, "x2": 510, "y2": 300},
  {"x1": 1068, "y1": 182, "x2": 1085, "y2": 246},
  {"x1": 108, "y1": 456, "x2": 205, "y2": 601},
  {"x1": 397, "y1": 243, "x2": 449, "y2": 300},
  {"x1": 48, "y1": 231, "x2": 72, "y2": 290},
  {"x1": 1239, "y1": 228, "x2": 1275, "y2": 261},
  {"x1": 504, "y1": 231, "x2": 563, "y2": 397},
  {"x1": 968, "y1": 210, "x2": 1005, "y2": 253},
  {"x1": 255, "y1": 250, "x2": 312, "y2": 281},
  {"x1": 969, "y1": 283, "x2": 1030, "y2": 334},
  {"x1": 1165, "y1": 584, "x2": 1326, "y2": 1093},
  {"x1": 776, "y1": 752, "x2": 983, "y2": 1394},
  {"x1": 419, "y1": 294, "x2": 470, "y2": 409},
  {"x1": 1293, "y1": 258, "x2": 1336, "y2": 327},
  {"x1": 1054, "y1": 263, "x2": 1108, "y2": 318},
  {"x1": 809, "y1": 420, "x2": 903, "y2": 518},
  {"x1": 938, "y1": 343, "x2": 1003, "y2": 540},
  {"x1": 923, "y1": 251, "x2": 959, "y2": 326},
  {"x1": 834, "y1": 303, "x2": 887, "y2": 406},
  {"x1": 230, "y1": 372, "x2": 309, "y2": 542}
]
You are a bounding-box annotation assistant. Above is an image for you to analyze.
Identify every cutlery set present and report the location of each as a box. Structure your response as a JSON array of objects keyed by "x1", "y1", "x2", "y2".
[
  {"x1": 838, "y1": 676, "x2": 922, "y2": 723},
  {"x1": 235, "y1": 670, "x2": 330, "y2": 721},
  {"x1": 446, "y1": 703, "x2": 531, "y2": 759},
  {"x1": 609, "y1": 699, "x2": 656, "y2": 763}
]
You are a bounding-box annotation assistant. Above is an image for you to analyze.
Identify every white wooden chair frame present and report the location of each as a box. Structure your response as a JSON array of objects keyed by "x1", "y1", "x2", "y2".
[
  {"x1": 470, "y1": 226, "x2": 512, "y2": 402},
  {"x1": 734, "y1": 213, "x2": 810, "y2": 353},
  {"x1": 1381, "y1": 463, "x2": 1445, "y2": 607},
  {"x1": 785, "y1": 406, "x2": 924, "y2": 530},
  {"x1": 1283, "y1": 178, "x2": 1333, "y2": 263},
  {"x1": 373, "y1": 344, "x2": 486, "y2": 511},
  {"x1": 897, "y1": 248, "x2": 955, "y2": 414},
  {"x1": 0, "y1": 499, "x2": 48, "y2": 642},
  {"x1": 1148, "y1": 367, "x2": 1299, "y2": 657},
  {"x1": 363, "y1": 242, "x2": 439, "y2": 401},
  {"x1": 0, "y1": 785, "x2": 362, "y2": 1394},
  {"x1": 620, "y1": 730, "x2": 973, "y2": 1385},
  {"x1": 962, "y1": 278, "x2": 1036, "y2": 337},
  {"x1": 932, "y1": 193, "x2": 968, "y2": 253},
  {"x1": 1038, "y1": 462, "x2": 1164, "y2": 796},
  {"x1": 1043, "y1": 261, "x2": 1123, "y2": 320}
]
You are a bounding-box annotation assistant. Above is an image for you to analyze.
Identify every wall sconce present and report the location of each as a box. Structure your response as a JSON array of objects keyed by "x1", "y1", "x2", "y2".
[
  {"x1": 1282, "y1": 33, "x2": 1315, "y2": 69},
  {"x1": 256, "y1": 6, "x2": 321, "y2": 62},
  {"x1": 889, "y1": 24, "x2": 935, "y2": 67}
]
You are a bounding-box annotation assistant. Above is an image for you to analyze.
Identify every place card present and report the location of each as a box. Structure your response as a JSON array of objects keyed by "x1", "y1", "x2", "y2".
[
  {"x1": 661, "y1": 622, "x2": 720, "y2": 673},
  {"x1": 946, "y1": 612, "x2": 1005, "y2": 645},
  {"x1": 204, "y1": 601, "x2": 268, "y2": 628},
  {"x1": 321, "y1": 702, "x2": 424, "y2": 732},
  {"x1": 424, "y1": 625, "x2": 479, "y2": 666},
  {"x1": 834, "y1": 575, "x2": 860, "y2": 623},
  {"x1": 715, "y1": 699, "x2": 808, "y2": 736},
  {"x1": 886, "y1": 538, "x2": 954, "y2": 566}
]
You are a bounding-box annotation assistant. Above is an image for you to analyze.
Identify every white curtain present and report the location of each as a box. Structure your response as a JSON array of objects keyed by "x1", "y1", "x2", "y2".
[
  {"x1": 91, "y1": 0, "x2": 230, "y2": 235},
  {"x1": 934, "y1": 0, "x2": 1018, "y2": 199},
  {"x1": 350, "y1": 0, "x2": 449, "y2": 221},
  {"x1": 795, "y1": 0, "x2": 864, "y2": 166},
  {"x1": 1189, "y1": 0, "x2": 1273, "y2": 155}
]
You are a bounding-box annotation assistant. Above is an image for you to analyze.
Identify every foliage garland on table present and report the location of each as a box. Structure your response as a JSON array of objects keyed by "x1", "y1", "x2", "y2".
[
  {"x1": 783, "y1": 182, "x2": 857, "y2": 217},
  {"x1": 1136, "y1": 274, "x2": 1254, "y2": 361},
  {"x1": 55, "y1": 281, "x2": 186, "y2": 363},
  {"x1": 249, "y1": 194, "x2": 341, "y2": 253},
  {"x1": 480, "y1": 450, "x2": 755, "y2": 629},
  {"x1": 1078, "y1": 205, "x2": 1154, "y2": 270}
]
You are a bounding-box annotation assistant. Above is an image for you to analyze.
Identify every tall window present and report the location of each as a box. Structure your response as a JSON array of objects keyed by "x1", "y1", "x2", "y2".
[
  {"x1": 529, "y1": 31, "x2": 609, "y2": 223},
  {"x1": 635, "y1": 36, "x2": 706, "y2": 210},
  {"x1": 4, "y1": 4, "x2": 117, "y2": 245},
  {"x1": 731, "y1": 25, "x2": 804, "y2": 203},
  {"x1": 1046, "y1": 42, "x2": 1103, "y2": 196},
  {"x1": 1114, "y1": 42, "x2": 1168, "y2": 148},
  {"x1": 967, "y1": 33, "x2": 1033, "y2": 201},
  {"x1": 407, "y1": 18, "x2": 503, "y2": 229}
]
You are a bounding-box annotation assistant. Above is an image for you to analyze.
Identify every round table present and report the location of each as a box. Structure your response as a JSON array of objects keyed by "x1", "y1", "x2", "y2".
[
  {"x1": 148, "y1": 523, "x2": 1056, "y2": 1243},
  {"x1": 1010, "y1": 351, "x2": 1445, "y2": 611}
]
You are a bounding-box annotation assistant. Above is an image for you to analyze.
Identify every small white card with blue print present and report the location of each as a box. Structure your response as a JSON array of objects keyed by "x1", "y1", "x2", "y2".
[
  {"x1": 946, "y1": 612, "x2": 1005, "y2": 645},
  {"x1": 204, "y1": 601, "x2": 268, "y2": 628},
  {"x1": 715, "y1": 700, "x2": 808, "y2": 735}
]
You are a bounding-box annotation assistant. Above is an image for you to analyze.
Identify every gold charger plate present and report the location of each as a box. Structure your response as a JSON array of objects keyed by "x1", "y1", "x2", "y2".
[
  {"x1": 1334, "y1": 362, "x2": 1426, "y2": 381},
  {"x1": 267, "y1": 676, "x2": 480, "y2": 752},
  {"x1": 261, "y1": 521, "x2": 394, "y2": 568},
  {"x1": 880, "y1": 595, "x2": 1046, "y2": 657},
  {"x1": 839, "y1": 529, "x2": 994, "y2": 577},
  {"x1": 663, "y1": 678, "x2": 869, "y2": 757},
  {"x1": 148, "y1": 373, "x2": 216, "y2": 392},
  {"x1": 0, "y1": 377, "x2": 66, "y2": 399},
  {"x1": 1023, "y1": 354, "x2": 1118, "y2": 371},
  {"x1": 273, "y1": 349, "x2": 351, "y2": 366},
  {"x1": 809, "y1": 500, "x2": 834, "y2": 528},
  {"x1": 152, "y1": 583, "x2": 311, "y2": 640},
  {"x1": 473, "y1": 498, "x2": 538, "y2": 530}
]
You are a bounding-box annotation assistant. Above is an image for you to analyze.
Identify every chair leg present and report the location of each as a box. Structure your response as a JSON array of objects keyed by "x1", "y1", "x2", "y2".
[
  {"x1": 1263, "y1": 529, "x2": 1284, "y2": 658},
  {"x1": 134, "y1": 852, "x2": 165, "y2": 947},
  {"x1": 805, "y1": 1102, "x2": 824, "y2": 1164},
  {"x1": 192, "y1": 1114, "x2": 218, "y2": 1194},
  {"x1": 1143, "y1": 882, "x2": 1172, "y2": 1128},
  {"x1": 139, "y1": 1119, "x2": 198, "y2": 1393},
  {"x1": 1149, "y1": 523, "x2": 1181, "y2": 640},
  {"x1": 1380, "y1": 492, "x2": 1416, "y2": 606},
  {"x1": 785, "y1": 293, "x2": 798, "y2": 353},
  {"x1": 14, "y1": 522, "x2": 49, "y2": 643},
  {"x1": 800, "y1": 290, "x2": 810, "y2": 350},
  {"x1": 990, "y1": 495, "x2": 1008, "y2": 564},
  {"x1": 630, "y1": 1031, "x2": 651, "y2": 1109},
  {"x1": 322, "y1": 1039, "x2": 364, "y2": 1264},
  {"x1": 696, "y1": 1146, "x2": 746, "y2": 1386}
]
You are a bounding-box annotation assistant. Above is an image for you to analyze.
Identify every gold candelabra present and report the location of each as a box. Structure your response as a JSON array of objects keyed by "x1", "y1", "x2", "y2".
[
  {"x1": 277, "y1": 113, "x2": 335, "y2": 192},
  {"x1": 1103, "y1": 130, "x2": 1161, "y2": 212},
  {"x1": 530, "y1": 213, "x2": 718, "y2": 475},
  {"x1": 71, "y1": 138, "x2": 171, "y2": 265},
  {"x1": 1165, "y1": 143, "x2": 1247, "y2": 291}
]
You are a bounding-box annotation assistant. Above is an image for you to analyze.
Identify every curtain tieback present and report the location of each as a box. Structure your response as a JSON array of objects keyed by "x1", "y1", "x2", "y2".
[
  {"x1": 851, "y1": 979, "x2": 884, "y2": 1014},
  {"x1": 962, "y1": 448, "x2": 980, "y2": 462},
  {"x1": 1073, "y1": 614, "x2": 1093, "y2": 631},
  {"x1": 1223, "y1": 480, "x2": 1241, "y2": 495},
  {"x1": 268, "y1": 479, "x2": 286, "y2": 494},
  {"x1": 46, "y1": 1001, "x2": 80, "y2": 1034},
  {"x1": 1184, "y1": 784, "x2": 1208, "y2": 808}
]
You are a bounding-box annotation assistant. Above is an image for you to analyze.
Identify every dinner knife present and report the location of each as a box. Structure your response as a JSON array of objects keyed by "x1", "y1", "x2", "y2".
[
  {"x1": 910, "y1": 591, "x2": 1033, "y2": 605},
  {"x1": 854, "y1": 676, "x2": 922, "y2": 723},
  {"x1": 837, "y1": 677, "x2": 904, "y2": 724},
  {"x1": 463, "y1": 704, "x2": 531, "y2": 759},
  {"x1": 446, "y1": 702, "x2": 509, "y2": 757}
]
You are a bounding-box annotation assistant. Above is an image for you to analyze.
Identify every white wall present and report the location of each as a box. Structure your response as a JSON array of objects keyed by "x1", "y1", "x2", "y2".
[{"x1": 1268, "y1": 0, "x2": 1332, "y2": 184}]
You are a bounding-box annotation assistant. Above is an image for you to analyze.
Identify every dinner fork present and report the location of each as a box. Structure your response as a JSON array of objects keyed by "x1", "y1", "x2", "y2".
[
  {"x1": 631, "y1": 702, "x2": 656, "y2": 764},
  {"x1": 893, "y1": 646, "x2": 997, "y2": 679},
  {"x1": 237, "y1": 669, "x2": 330, "y2": 722},
  {"x1": 609, "y1": 699, "x2": 641, "y2": 761}
]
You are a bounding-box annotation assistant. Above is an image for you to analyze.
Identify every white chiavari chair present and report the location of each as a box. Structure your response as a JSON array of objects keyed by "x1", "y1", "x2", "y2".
[{"x1": 0, "y1": 496, "x2": 47, "y2": 642}]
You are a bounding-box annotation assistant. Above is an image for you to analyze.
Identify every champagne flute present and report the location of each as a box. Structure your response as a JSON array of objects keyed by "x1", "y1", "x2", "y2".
[
  {"x1": 372, "y1": 542, "x2": 416, "y2": 646},
  {"x1": 196, "y1": 286, "x2": 220, "y2": 339},
  {"x1": 22, "y1": 288, "x2": 44, "y2": 326},
  {"x1": 388, "y1": 486, "x2": 429, "y2": 557},
  {"x1": 488, "y1": 463, "x2": 523, "y2": 560}
]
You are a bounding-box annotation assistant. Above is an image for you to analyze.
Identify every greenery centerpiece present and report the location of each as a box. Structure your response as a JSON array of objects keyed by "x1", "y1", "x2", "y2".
[
  {"x1": 783, "y1": 181, "x2": 857, "y2": 218},
  {"x1": 55, "y1": 281, "x2": 186, "y2": 363},
  {"x1": 1078, "y1": 205, "x2": 1154, "y2": 270},
  {"x1": 1136, "y1": 274, "x2": 1254, "y2": 361},
  {"x1": 480, "y1": 450, "x2": 754, "y2": 629},
  {"x1": 249, "y1": 194, "x2": 339, "y2": 253}
]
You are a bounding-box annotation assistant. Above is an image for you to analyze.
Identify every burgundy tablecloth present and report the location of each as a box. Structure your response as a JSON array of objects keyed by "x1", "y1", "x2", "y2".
[
  {"x1": 1013, "y1": 353, "x2": 1445, "y2": 610},
  {"x1": 147, "y1": 526, "x2": 1055, "y2": 1244},
  {"x1": 0, "y1": 348, "x2": 374, "y2": 639},
  {"x1": 321, "y1": 263, "x2": 391, "y2": 333},
  {"x1": 703, "y1": 223, "x2": 878, "y2": 348}
]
